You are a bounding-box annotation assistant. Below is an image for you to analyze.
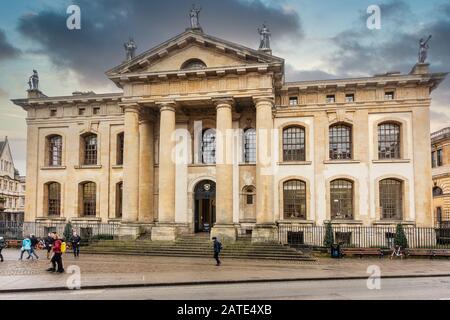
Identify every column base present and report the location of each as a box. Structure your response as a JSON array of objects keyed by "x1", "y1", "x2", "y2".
[
  {"x1": 211, "y1": 224, "x2": 237, "y2": 242},
  {"x1": 151, "y1": 224, "x2": 177, "y2": 241},
  {"x1": 118, "y1": 223, "x2": 143, "y2": 240},
  {"x1": 251, "y1": 224, "x2": 278, "y2": 243}
]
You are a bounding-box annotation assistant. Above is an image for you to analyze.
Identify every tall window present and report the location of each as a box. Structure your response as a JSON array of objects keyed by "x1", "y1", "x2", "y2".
[
  {"x1": 116, "y1": 182, "x2": 123, "y2": 218},
  {"x1": 283, "y1": 180, "x2": 306, "y2": 219},
  {"x1": 379, "y1": 179, "x2": 403, "y2": 220},
  {"x1": 283, "y1": 126, "x2": 306, "y2": 161},
  {"x1": 432, "y1": 151, "x2": 437, "y2": 168},
  {"x1": 117, "y1": 132, "x2": 124, "y2": 165},
  {"x1": 47, "y1": 182, "x2": 61, "y2": 216},
  {"x1": 437, "y1": 149, "x2": 443, "y2": 166},
  {"x1": 47, "y1": 135, "x2": 62, "y2": 166},
  {"x1": 329, "y1": 124, "x2": 352, "y2": 160},
  {"x1": 201, "y1": 128, "x2": 216, "y2": 164},
  {"x1": 83, "y1": 134, "x2": 98, "y2": 165},
  {"x1": 244, "y1": 128, "x2": 256, "y2": 163},
  {"x1": 378, "y1": 123, "x2": 400, "y2": 159},
  {"x1": 81, "y1": 182, "x2": 96, "y2": 216},
  {"x1": 330, "y1": 179, "x2": 353, "y2": 219}
]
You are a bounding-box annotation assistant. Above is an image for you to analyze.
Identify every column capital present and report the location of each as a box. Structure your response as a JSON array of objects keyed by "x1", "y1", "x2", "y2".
[
  {"x1": 212, "y1": 96, "x2": 234, "y2": 110},
  {"x1": 253, "y1": 96, "x2": 275, "y2": 106},
  {"x1": 156, "y1": 101, "x2": 177, "y2": 112},
  {"x1": 120, "y1": 103, "x2": 141, "y2": 113}
]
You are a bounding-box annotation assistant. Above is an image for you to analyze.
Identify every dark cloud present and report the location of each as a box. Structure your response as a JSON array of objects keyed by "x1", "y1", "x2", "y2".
[
  {"x1": 0, "y1": 29, "x2": 20, "y2": 60},
  {"x1": 285, "y1": 64, "x2": 337, "y2": 82},
  {"x1": 16, "y1": 0, "x2": 302, "y2": 88}
]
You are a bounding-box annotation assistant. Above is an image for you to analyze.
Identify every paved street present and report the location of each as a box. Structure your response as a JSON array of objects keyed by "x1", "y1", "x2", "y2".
[{"x1": 2, "y1": 277, "x2": 450, "y2": 300}]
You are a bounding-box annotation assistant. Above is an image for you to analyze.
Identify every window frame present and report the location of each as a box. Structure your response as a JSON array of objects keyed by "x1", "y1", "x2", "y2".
[
  {"x1": 330, "y1": 179, "x2": 354, "y2": 220},
  {"x1": 282, "y1": 126, "x2": 306, "y2": 162},
  {"x1": 379, "y1": 178, "x2": 403, "y2": 220},
  {"x1": 329, "y1": 123, "x2": 352, "y2": 160},
  {"x1": 378, "y1": 122, "x2": 401, "y2": 160},
  {"x1": 283, "y1": 179, "x2": 307, "y2": 220}
]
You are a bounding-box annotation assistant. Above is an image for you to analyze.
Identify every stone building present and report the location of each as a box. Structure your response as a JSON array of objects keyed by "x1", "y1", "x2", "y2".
[
  {"x1": 431, "y1": 127, "x2": 450, "y2": 225},
  {"x1": 0, "y1": 137, "x2": 25, "y2": 222},
  {"x1": 12, "y1": 23, "x2": 447, "y2": 241}
]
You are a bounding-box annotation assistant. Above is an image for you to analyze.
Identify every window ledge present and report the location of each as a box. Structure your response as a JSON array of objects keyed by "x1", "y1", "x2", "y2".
[
  {"x1": 278, "y1": 161, "x2": 312, "y2": 166},
  {"x1": 188, "y1": 163, "x2": 216, "y2": 168},
  {"x1": 372, "y1": 159, "x2": 410, "y2": 164},
  {"x1": 74, "y1": 165, "x2": 102, "y2": 169},
  {"x1": 239, "y1": 163, "x2": 256, "y2": 166},
  {"x1": 35, "y1": 216, "x2": 66, "y2": 221},
  {"x1": 40, "y1": 166, "x2": 66, "y2": 170},
  {"x1": 70, "y1": 217, "x2": 102, "y2": 222},
  {"x1": 324, "y1": 219, "x2": 363, "y2": 225},
  {"x1": 372, "y1": 220, "x2": 415, "y2": 226},
  {"x1": 323, "y1": 160, "x2": 360, "y2": 164},
  {"x1": 112, "y1": 165, "x2": 123, "y2": 169},
  {"x1": 277, "y1": 219, "x2": 315, "y2": 225}
]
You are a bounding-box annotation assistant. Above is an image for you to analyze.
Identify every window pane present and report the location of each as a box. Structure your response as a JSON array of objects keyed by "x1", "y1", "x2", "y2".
[
  {"x1": 116, "y1": 182, "x2": 123, "y2": 218},
  {"x1": 82, "y1": 182, "x2": 96, "y2": 216},
  {"x1": 380, "y1": 179, "x2": 403, "y2": 220},
  {"x1": 48, "y1": 136, "x2": 62, "y2": 166},
  {"x1": 330, "y1": 179, "x2": 353, "y2": 219},
  {"x1": 329, "y1": 124, "x2": 352, "y2": 160},
  {"x1": 283, "y1": 127, "x2": 305, "y2": 161},
  {"x1": 84, "y1": 135, "x2": 97, "y2": 165},
  {"x1": 117, "y1": 133, "x2": 124, "y2": 165},
  {"x1": 244, "y1": 128, "x2": 256, "y2": 163},
  {"x1": 378, "y1": 123, "x2": 400, "y2": 159},
  {"x1": 48, "y1": 183, "x2": 61, "y2": 216},
  {"x1": 202, "y1": 129, "x2": 216, "y2": 164},
  {"x1": 283, "y1": 180, "x2": 306, "y2": 219}
]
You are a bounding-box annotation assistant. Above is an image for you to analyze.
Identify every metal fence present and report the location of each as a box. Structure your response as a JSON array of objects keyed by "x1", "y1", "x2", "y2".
[
  {"x1": 0, "y1": 221, "x2": 119, "y2": 242},
  {"x1": 278, "y1": 225, "x2": 450, "y2": 249}
]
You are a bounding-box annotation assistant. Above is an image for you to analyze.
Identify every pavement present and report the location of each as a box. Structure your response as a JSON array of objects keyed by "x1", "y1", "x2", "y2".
[{"x1": 1, "y1": 248, "x2": 450, "y2": 293}]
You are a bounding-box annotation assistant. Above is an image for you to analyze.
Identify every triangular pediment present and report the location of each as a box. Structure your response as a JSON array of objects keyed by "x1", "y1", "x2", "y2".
[{"x1": 106, "y1": 29, "x2": 284, "y2": 77}]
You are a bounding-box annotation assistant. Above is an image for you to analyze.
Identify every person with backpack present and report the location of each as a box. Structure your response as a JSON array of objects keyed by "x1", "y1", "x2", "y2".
[
  {"x1": 19, "y1": 235, "x2": 32, "y2": 260},
  {"x1": 46, "y1": 233, "x2": 64, "y2": 273},
  {"x1": 212, "y1": 237, "x2": 222, "y2": 266},
  {"x1": 0, "y1": 237, "x2": 6, "y2": 262},
  {"x1": 27, "y1": 234, "x2": 39, "y2": 260},
  {"x1": 70, "y1": 231, "x2": 81, "y2": 258},
  {"x1": 44, "y1": 232, "x2": 54, "y2": 259}
]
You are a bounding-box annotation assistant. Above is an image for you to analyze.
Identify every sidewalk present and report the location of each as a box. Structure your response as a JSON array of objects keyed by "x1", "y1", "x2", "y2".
[{"x1": 1, "y1": 248, "x2": 450, "y2": 292}]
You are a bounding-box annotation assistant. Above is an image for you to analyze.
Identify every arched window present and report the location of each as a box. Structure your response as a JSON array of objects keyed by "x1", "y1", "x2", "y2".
[
  {"x1": 379, "y1": 178, "x2": 403, "y2": 220},
  {"x1": 80, "y1": 182, "x2": 96, "y2": 216},
  {"x1": 330, "y1": 179, "x2": 353, "y2": 219},
  {"x1": 181, "y1": 59, "x2": 207, "y2": 70},
  {"x1": 201, "y1": 128, "x2": 216, "y2": 164},
  {"x1": 329, "y1": 124, "x2": 352, "y2": 160},
  {"x1": 243, "y1": 185, "x2": 256, "y2": 205},
  {"x1": 244, "y1": 128, "x2": 256, "y2": 163},
  {"x1": 116, "y1": 182, "x2": 123, "y2": 218},
  {"x1": 283, "y1": 180, "x2": 306, "y2": 219},
  {"x1": 433, "y1": 186, "x2": 443, "y2": 196},
  {"x1": 116, "y1": 132, "x2": 124, "y2": 165},
  {"x1": 47, "y1": 135, "x2": 62, "y2": 166},
  {"x1": 82, "y1": 134, "x2": 98, "y2": 165},
  {"x1": 46, "y1": 182, "x2": 61, "y2": 216},
  {"x1": 283, "y1": 126, "x2": 306, "y2": 161},
  {"x1": 378, "y1": 122, "x2": 401, "y2": 159}
]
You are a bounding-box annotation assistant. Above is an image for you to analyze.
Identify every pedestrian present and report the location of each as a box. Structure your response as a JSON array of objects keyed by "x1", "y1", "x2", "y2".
[
  {"x1": 46, "y1": 233, "x2": 64, "y2": 273},
  {"x1": 44, "y1": 232, "x2": 54, "y2": 259},
  {"x1": 212, "y1": 236, "x2": 222, "y2": 266},
  {"x1": 27, "y1": 234, "x2": 39, "y2": 260},
  {"x1": 390, "y1": 244, "x2": 404, "y2": 260},
  {"x1": 19, "y1": 235, "x2": 32, "y2": 260},
  {"x1": 0, "y1": 237, "x2": 5, "y2": 262},
  {"x1": 70, "y1": 231, "x2": 81, "y2": 258}
]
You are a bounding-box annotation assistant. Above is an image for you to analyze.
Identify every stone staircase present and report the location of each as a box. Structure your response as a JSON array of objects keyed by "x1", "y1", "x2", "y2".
[{"x1": 83, "y1": 233, "x2": 314, "y2": 261}]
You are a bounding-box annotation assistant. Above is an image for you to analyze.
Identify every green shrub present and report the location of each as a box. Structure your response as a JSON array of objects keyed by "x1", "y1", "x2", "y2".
[
  {"x1": 394, "y1": 223, "x2": 408, "y2": 248},
  {"x1": 323, "y1": 222, "x2": 334, "y2": 247},
  {"x1": 63, "y1": 222, "x2": 73, "y2": 241}
]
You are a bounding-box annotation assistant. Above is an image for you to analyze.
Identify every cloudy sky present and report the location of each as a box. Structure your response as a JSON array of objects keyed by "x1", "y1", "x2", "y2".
[{"x1": 0, "y1": 0, "x2": 449, "y2": 174}]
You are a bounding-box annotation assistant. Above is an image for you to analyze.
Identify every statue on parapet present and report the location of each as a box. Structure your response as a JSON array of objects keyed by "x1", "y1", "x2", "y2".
[
  {"x1": 418, "y1": 35, "x2": 432, "y2": 63},
  {"x1": 124, "y1": 37, "x2": 137, "y2": 61},
  {"x1": 28, "y1": 70, "x2": 39, "y2": 90},
  {"x1": 258, "y1": 23, "x2": 271, "y2": 50},
  {"x1": 189, "y1": 4, "x2": 202, "y2": 29}
]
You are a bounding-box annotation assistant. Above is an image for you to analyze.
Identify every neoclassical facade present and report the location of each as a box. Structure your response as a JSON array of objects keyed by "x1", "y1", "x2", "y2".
[
  {"x1": 12, "y1": 27, "x2": 447, "y2": 241},
  {"x1": 431, "y1": 127, "x2": 450, "y2": 224}
]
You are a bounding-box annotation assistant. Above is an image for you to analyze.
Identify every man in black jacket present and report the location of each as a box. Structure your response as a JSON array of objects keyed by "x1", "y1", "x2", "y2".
[
  {"x1": 27, "y1": 234, "x2": 39, "y2": 260},
  {"x1": 0, "y1": 237, "x2": 5, "y2": 262},
  {"x1": 70, "y1": 231, "x2": 81, "y2": 258},
  {"x1": 212, "y1": 237, "x2": 222, "y2": 266},
  {"x1": 44, "y1": 233, "x2": 54, "y2": 259}
]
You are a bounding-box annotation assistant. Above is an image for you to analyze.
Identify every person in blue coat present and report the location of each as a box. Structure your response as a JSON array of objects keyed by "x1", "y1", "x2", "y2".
[{"x1": 19, "y1": 236, "x2": 32, "y2": 260}]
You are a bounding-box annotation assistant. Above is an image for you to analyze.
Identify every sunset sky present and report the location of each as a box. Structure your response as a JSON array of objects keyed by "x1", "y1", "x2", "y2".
[{"x1": 0, "y1": 0, "x2": 449, "y2": 174}]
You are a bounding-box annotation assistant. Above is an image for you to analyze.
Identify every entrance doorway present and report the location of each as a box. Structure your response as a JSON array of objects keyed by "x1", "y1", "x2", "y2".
[{"x1": 194, "y1": 180, "x2": 216, "y2": 233}]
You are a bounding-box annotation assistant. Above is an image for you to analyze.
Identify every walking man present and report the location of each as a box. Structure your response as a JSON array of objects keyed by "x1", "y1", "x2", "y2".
[
  {"x1": 27, "y1": 234, "x2": 39, "y2": 260},
  {"x1": 70, "y1": 231, "x2": 81, "y2": 258},
  {"x1": 44, "y1": 232, "x2": 54, "y2": 259},
  {"x1": 19, "y1": 235, "x2": 32, "y2": 260},
  {"x1": 0, "y1": 237, "x2": 5, "y2": 262},
  {"x1": 46, "y1": 233, "x2": 64, "y2": 273},
  {"x1": 212, "y1": 237, "x2": 222, "y2": 266}
]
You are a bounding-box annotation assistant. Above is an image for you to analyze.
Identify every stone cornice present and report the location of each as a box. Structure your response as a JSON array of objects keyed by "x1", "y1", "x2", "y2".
[{"x1": 212, "y1": 96, "x2": 234, "y2": 109}]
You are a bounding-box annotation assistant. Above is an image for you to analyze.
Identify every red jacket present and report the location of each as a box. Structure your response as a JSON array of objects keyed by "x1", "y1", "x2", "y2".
[{"x1": 53, "y1": 239, "x2": 62, "y2": 253}]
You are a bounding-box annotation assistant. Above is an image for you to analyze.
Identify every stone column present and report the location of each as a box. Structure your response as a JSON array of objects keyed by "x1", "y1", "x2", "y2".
[
  {"x1": 151, "y1": 102, "x2": 178, "y2": 241},
  {"x1": 252, "y1": 97, "x2": 276, "y2": 242},
  {"x1": 211, "y1": 98, "x2": 236, "y2": 241},
  {"x1": 138, "y1": 118, "x2": 154, "y2": 225},
  {"x1": 119, "y1": 104, "x2": 141, "y2": 239}
]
